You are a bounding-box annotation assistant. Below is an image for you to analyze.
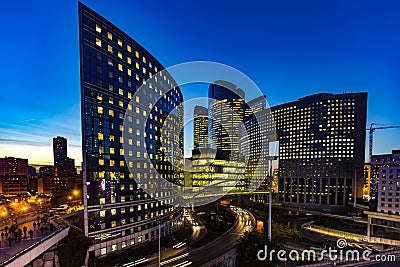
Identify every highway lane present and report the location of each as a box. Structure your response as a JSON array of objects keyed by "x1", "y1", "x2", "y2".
[{"x1": 161, "y1": 206, "x2": 255, "y2": 267}]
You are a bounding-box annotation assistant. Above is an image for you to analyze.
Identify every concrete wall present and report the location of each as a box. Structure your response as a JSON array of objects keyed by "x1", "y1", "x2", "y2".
[
  {"x1": 199, "y1": 247, "x2": 238, "y2": 267},
  {"x1": 3, "y1": 226, "x2": 69, "y2": 267},
  {"x1": 303, "y1": 223, "x2": 400, "y2": 246}
]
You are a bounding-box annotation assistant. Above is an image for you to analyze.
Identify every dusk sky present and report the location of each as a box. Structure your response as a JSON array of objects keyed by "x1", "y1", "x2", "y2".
[{"x1": 0, "y1": 0, "x2": 399, "y2": 165}]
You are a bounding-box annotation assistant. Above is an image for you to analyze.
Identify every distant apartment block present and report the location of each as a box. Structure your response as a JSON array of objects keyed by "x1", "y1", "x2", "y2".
[
  {"x1": 0, "y1": 157, "x2": 29, "y2": 194},
  {"x1": 53, "y1": 136, "x2": 77, "y2": 177},
  {"x1": 371, "y1": 150, "x2": 400, "y2": 201}
]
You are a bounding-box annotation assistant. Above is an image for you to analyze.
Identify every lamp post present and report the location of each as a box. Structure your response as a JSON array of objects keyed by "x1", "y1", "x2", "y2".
[
  {"x1": 267, "y1": 156, "x2": 279, "y2": 242},
  {"x1": 158, "y1": 220, "x2": 161, "y2": 267}
]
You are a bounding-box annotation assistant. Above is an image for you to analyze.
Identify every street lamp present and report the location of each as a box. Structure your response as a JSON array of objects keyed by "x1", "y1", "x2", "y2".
[{"x1": 267, "y1": 156, "x2": 279, "y2": 242}]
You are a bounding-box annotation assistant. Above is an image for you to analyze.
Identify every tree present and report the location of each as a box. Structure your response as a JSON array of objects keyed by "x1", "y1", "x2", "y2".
[
  {"x1": 237, "y1": 231, "x2": 281, "y2": 267},
  {"x1": 58, "y1": 225, "x2": 90, "y2": 267}
]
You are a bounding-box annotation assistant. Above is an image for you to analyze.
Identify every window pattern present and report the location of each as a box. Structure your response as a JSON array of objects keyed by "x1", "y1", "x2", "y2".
[
  {"x1": 79, "y1": 3, "x2": 183, "y2": 258},
  {"x1": 270, "y1": 93, "x2": 367, "y2": 206}
]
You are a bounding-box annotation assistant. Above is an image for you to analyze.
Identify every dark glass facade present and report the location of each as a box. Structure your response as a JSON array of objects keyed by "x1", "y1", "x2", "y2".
[
  {"x1": 193, "y1": 105, "x2": 209, "y2": 150},
  {"x1": 79, "y1": 3, "x2": 183, "y2": 258}
]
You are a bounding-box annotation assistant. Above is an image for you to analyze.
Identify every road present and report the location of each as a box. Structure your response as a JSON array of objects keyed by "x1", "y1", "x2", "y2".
[
  {"x1": 128, "y1": 206, "x2": 254, "y2": 267},
  {"x1": 160, "y1": 207, "x2": 254, "y2": 267}
]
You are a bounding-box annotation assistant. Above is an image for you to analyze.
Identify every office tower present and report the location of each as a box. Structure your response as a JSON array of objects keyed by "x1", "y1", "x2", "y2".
[
  {"x1": 193, "y1": 105, "x2": 209, "y2": 149},
  {"x1": 370, "y1": 150, "x2": 400, "y2": 201},
  {"x1": 0, "y1": 157, "x2": 29, "y2": 194},
  {"x1": 53, "y1": 136, "x2": 76, "y2": 177},
  {"x1": 272, "y1": 93, "x2": 367, "y2": 207},
  {"x1": 241, "y1": 96, "x2": 271, "y2": 191},
  {"x1": 53, "y1": 136, "x2": 67, "y2": 176},
  {"x1": 208, "y1": 81, "x2": 245, "y2": 155},
  {"x1": 79, "y1": 3, "x2": 183, "y2": 258}
]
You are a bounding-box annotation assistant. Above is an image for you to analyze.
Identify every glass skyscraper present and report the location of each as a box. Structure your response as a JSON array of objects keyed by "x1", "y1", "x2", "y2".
[{"x1": 79, "y1": 3, "x2": 183, "y2": 258}]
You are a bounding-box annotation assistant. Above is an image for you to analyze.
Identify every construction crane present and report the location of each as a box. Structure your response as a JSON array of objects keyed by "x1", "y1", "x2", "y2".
[{"x1": 368, "y1": 123, "x2": 400, "y2": 163}]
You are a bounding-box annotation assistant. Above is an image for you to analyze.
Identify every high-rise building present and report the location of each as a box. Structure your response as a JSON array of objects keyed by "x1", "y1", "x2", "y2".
[
  {"x1": 193, "y1": 105, "x2": 209, "y2": 149},
  {"x1": 79, "y1": 3, "x2": 184, "y2": 258},
  {"x1": 0, "y1": 157, "x2": 29, "y2": 194},
  {"x1": 53, "y1": 136, "x2": 76, "y2": 177},
  {"x1": 53, "y1": 136, "x2": 67, "y2": 166},
  {"x1": 272, "y1": 93, "x2": 367, "y2": 207},
  {"x1": 208, "y1": 81, "x2": 245, "y2": 155},
  {"x1": 241, "y1": 96, "x2": 271, "y2": 191}
]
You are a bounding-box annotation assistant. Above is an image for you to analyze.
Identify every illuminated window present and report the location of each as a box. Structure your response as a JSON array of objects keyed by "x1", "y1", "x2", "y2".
[
  {"x1": 95, "y1": 38, "x2": 101, "y2": 47},
  {"x1": 118, "y1": 52, "x2": 122, "y2": 59},
  {"x1": 95, "y1": 24, "x2": 101, "y2": 33},
  {"x1": 142, "y1": 56, "x2": 146, "y2": 63},
  {"x1": 111, "y1": 221, "x2": 116, "y2": 228},
  {"x1": 108, "y1": 45, "x2": 113, "y2": 53},
  {"x1": 108, "y1": 59, "x2": 113, "y2": 66},
  {"x1": 98, "y1": 133, "x2": 104, "y2": 141},
  {"x1": 107, "y1": 32, "x2": 112, "y2": 40},
  {"x1": 135, "y1": 51, "x2": 139, "y2": 58},
  {"x1": 99, "y1": 159, "x2": 104, "y2": 166},
  {"x1": 100, "y1": 210, "x2": 105, "y2": 217},
  {"x1": 118, "y1": 64, "x2": 123, "y2": 71},
  {"x1": 143, "y1": 67, "x2": 146, "y2": 74},
  {"x1": 109, "y1": 110, "x2": 114, "y2": 117},
  {"x1": 119, "y1": 101, "x2": 124, "y2": 108},
  {"x1": 101, "y1": 248, "x2": 106, "y2": 255},
  {"x1": 119, "y1": 88, "x2": 124, "y2": 95},
  {"x1": 136, "y1": 96, "x2": 140, "y2": 102},
  {"x1": 120, "y1": 161, "x2": 125, "y2": 167},
  {"x1": 110, "y1": 147, "x2": 115, "y2": 154},
  {"x1": 127, "y1": 57, "x2": 132, "y2": 64},
  {"x1": 111, "y1": 209, "x2": 116, "y2": 215},
  {"x1": 127, "y1": 45, "x2": 131, "y2": 52},
  {"x1": 118, "y1": 39, "x2": 122, "y2": 46},
  {"x1": 128, "y1": 92, "x2": 132, "y2": 99},
  {"x1": 127, "y1": 69, "x2": 132, "y2": 76}
]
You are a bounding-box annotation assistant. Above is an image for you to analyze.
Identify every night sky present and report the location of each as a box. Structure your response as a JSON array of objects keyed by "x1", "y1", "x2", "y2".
[{"x1": 0, "y1": 0, "x2": 399, "y2": 165}]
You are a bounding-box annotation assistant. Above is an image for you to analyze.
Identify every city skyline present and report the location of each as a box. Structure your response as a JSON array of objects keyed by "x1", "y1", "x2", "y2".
[{"x1": 1, "y1": 0, "x2": 400, "y2": 165}]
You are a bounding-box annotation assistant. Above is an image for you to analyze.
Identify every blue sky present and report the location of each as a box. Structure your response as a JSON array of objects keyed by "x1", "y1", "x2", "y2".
[{"x1": 0, "y1": 0, "x2": 399, "y2": 165}]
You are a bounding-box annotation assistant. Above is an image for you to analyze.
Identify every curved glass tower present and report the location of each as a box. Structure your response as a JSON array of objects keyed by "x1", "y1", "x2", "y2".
[{"x1": 79, "y1": 3, "x2": 183, "y2": 258}]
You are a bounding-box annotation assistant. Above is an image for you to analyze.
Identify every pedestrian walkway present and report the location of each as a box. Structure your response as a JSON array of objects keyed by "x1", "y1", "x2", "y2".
[{"x1": 0, "y1": 216, "x2": 59, "y2": 264}]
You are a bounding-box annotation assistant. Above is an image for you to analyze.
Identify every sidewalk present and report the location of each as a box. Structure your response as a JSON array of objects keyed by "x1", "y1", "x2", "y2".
[{"x1": 0, "y1": 217, "x2": 59, "y2": 264}]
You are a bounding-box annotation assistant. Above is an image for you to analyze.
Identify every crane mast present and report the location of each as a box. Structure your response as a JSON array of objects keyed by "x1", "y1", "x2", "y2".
[{"x1": 368, "y1": 123, "x2": 400, "y2": 163}]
